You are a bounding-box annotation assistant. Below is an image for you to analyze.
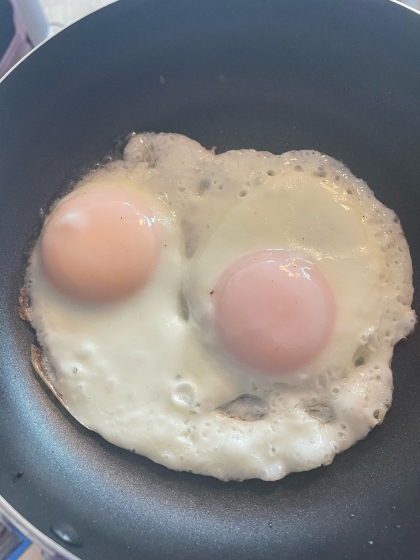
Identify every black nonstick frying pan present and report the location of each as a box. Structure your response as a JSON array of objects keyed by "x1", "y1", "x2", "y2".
[{"x1": 1, "y1": 0, "x2": 420, "y2": 558}]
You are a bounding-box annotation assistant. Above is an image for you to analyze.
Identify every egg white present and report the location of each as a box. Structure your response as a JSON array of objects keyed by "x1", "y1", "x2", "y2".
[{"x1": 27, "y1": 133, "x2": 415, "y2": 481}]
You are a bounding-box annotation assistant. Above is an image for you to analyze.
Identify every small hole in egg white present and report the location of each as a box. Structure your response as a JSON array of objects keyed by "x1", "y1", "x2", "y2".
[
  {"x1": 373, "y1": 410, "x2": 381, "y2": 420},
  {"x1": 313, "y1": 168, "x2": 327, "y2": 178},
  {"x1": 198, "y1": 178, "x2": 211, "y2": 195},
  {"x1": 306, "y1": 405, "x2": 334, "y2": 424}
]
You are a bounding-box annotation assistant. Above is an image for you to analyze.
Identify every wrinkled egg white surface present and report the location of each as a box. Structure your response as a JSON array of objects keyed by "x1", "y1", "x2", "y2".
[{"x1": 27, "y1": 133, "x2": 415, "y2": 481}]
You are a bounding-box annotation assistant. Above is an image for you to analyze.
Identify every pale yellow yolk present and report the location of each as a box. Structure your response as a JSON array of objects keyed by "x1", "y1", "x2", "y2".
[
  {"x1": 213, "y1": 251, "x2": 336, "y2": 374},
  {"x1": 40, "y1": 188, "x2": 160, "y2": 302}
]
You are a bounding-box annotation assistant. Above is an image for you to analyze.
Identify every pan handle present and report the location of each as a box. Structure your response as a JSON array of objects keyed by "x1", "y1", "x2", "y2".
[{"x1": 12, "y1": 0, "x2": 52, "y2": 46}]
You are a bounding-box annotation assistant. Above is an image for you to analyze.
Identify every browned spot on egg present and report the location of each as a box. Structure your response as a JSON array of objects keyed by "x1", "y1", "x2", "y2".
[
  {"x1": 18, "y1": 286, "x2": 29, "y2": 321},
  {"x1": 30, "y1": 345, "x2": 67, "y2": 409},
  {"x1": 30, "y1": 345, "x2": 45, "y2": 376}
]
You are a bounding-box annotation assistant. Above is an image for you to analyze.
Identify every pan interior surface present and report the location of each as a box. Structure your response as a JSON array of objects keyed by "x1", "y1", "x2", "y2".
[{"x1": 0, "y1": 1, "x2": 420, "y2": 559}]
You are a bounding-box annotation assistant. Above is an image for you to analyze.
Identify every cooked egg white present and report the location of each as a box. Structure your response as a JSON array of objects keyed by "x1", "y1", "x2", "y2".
[{"x1": 27, "y1": 133, "x2": 415, "y2": 481}]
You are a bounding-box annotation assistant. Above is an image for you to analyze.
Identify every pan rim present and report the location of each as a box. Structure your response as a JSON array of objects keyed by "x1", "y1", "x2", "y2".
[{"x1": 1, "y1": 0, "x2": 420, "y2": 558}]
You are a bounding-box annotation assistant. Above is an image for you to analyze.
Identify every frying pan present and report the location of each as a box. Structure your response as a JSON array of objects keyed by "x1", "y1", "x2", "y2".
[{"x1": 1, "y1": 0, "x2": 420, "y2": 558}]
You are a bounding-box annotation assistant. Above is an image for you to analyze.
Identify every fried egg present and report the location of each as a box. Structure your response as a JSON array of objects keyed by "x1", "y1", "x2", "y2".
[{"x1": 26, "y1": 133, "x2": 415, "y2": 481}]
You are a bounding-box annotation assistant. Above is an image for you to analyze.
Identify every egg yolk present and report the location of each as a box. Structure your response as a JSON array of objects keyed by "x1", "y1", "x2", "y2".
[
  {"x1": 213, "y1": 251, "x2": 336, "y2": 374},
  {"x1": 40, "y1": 188, "x2": 160, "y2": 302}
]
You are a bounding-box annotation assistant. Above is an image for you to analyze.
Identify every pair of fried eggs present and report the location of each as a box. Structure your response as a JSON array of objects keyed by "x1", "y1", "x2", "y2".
[{"x1": 26, "y1": 133, "x2": 415, "y2": 482}]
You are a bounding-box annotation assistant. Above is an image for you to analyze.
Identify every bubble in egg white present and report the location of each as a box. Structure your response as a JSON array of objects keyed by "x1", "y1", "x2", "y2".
[
  {"x1": 172, "y1": 382, "x2": 195, "y2": 408},
  {"x1": 26, "y1": 132, "x2": 415, "y2": 481}
]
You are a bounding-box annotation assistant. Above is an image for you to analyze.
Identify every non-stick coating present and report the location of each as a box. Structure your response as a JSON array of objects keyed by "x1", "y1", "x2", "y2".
[{"x1": 1, "y1": 1, "x2": 420, "y2": 558}]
